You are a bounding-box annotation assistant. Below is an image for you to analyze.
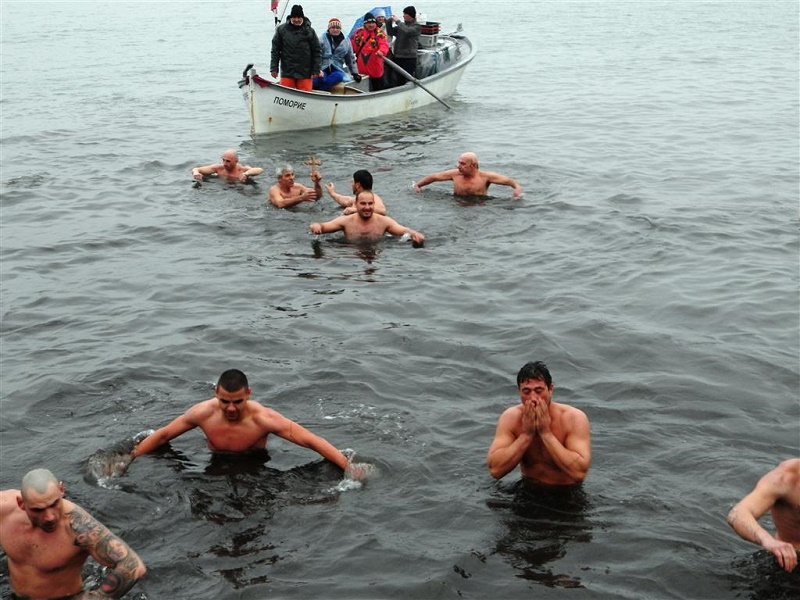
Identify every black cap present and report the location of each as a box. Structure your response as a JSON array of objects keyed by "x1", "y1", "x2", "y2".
[
  {"x1": 290, "y1": 5, "x2": 304, "y2": 19},
  {"x1": 403, "y1": 6, "x2": 416, "y2": 18},
  {"x1": 363, "y1": 12, "x2": 376, "y2": 23}
]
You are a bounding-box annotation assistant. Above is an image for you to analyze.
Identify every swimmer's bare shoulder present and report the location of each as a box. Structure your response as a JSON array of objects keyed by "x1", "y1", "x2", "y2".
[
  {"x1": 0, "y1": 488, "x2": 17, "y2": 514},
  {"x1": 250, "y1": 402, "x2": 285, "y2": 429},
  {"x1": 184, "y1": 397, "x2": 220, "y2": 424}
]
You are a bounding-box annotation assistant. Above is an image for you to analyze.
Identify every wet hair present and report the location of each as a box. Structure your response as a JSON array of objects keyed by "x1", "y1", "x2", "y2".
[
  {"x1": 355, "y1": 190, "x2": 375, "y2": 203},
  {"x1": 516, "y1": 361, "x2": 553, "y2": 388},
  {"x1": 352, "y1": 169, "x2": 373, "y2": 190},
  {"x1": 276, "y1": 164, "x2": 294, "y2": 178},
  {"x1": 217, "y1": 369, "x2": 249, "y2": 393},
  {"x1": 21, "y1": 468, "x2": 58, "y2": 499}
]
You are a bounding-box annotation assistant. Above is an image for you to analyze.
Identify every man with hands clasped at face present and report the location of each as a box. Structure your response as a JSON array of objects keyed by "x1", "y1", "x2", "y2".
[{"x1": 487, "y1": 361, "x2": 591, "y2": 485}]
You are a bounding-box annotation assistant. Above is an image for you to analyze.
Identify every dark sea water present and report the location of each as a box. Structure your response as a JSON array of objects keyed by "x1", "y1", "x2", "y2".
[{"x1": 1, "y1": 1, "x2": 798, "y2": 598}]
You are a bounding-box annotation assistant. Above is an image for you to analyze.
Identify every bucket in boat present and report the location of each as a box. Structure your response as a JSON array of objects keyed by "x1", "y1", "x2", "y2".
[
  {"x1": 419, "y1": 34, "x2": 438, "y2": 48},
  {"x1": 419, "y1": 21, "x2": 440, "y2": 48}
]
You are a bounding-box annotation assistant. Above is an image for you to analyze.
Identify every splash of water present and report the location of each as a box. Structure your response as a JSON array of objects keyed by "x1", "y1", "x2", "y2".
[
  {"x1": 321, "y1": 449, "x2": 377, "y2": 494},
  {"x1": 84, "y1": 429, "x2": 154, "y2": 488}
]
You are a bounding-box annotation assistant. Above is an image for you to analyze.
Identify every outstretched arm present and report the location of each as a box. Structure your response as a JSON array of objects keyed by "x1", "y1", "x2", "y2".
[
  {"x1": 270, "y1": 173, "x2": 323, "y2": 208},
  {"x1": 240, "y1": 165, "x2": 264, "y2": 183},
  {"x1": 727, "y1": 468, "x2": 798, "y2": 572},
  {"x1": 384, "y1": 218, "x2": 424, "y2": 245},
  {"x1": 325, "y1": 182, "x2": 354, "y2": 208},
  {"x1": 310, "y1": 216, "x2": 346, "y2": 236},
  {"x1": 412, "y1": 169, "x2": 458, "y2": 193},
  {"x1": 192, "y1": 163, "x2": 220, "y2": 181},
  {"x1": 485, "y1": 170, "x2": 522, "y2": 198},
  {"x1": 268, "y1": 413, "x2": 349, "y2": 470},
  {"x1": 132, "y1": 410, "x2": 200, "y2": 458},
  {"x1": 270, "y1": 185, "x2": 317, "y2": 208},
  {"x1": 69, "y1": 505, "x2": 146, "y2": 598}
]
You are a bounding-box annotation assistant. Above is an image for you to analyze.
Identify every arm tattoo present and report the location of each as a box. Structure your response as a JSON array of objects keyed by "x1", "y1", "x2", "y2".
[
  {"x1": 69, "y1": 506, "x2": 141, "y2": 597},
  {"x1": 70, "y1": 507, "x2": 126, "y2": 562},
  {"x1": 99, "y1": 561, "x2": 139, "y2": 597}
]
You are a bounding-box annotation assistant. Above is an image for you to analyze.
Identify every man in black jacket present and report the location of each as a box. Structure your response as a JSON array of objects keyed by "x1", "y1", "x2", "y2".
[
  {"x1": 386, "y1": 6, "x2": 421, "y2": 87},
  {"x1": 270, "y1": 5, "x2": 321, "y2": 91}
]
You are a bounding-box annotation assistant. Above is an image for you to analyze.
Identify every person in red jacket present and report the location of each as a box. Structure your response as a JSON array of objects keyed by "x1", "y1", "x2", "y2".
[{"x1": 350, "y1": 12, "x2": 390, "y2": 92}]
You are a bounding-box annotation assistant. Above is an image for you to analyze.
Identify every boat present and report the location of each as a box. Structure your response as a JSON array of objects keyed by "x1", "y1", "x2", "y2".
[{"x1": 238, "y1": 22, "x2": 476, "y2": 135}]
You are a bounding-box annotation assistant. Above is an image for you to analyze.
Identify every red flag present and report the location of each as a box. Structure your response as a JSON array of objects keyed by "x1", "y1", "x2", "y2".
[{"x1": 271, "y1": 0, "x2": 278, "y2": 11}]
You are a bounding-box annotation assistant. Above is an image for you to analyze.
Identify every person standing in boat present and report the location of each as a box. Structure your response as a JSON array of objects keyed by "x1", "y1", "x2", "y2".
[
  {"x1": 386, "y1": 6, "x2": 421, "y2": 88},
  {"x1": 270, "y1": 5, "x2": 321, "y2": 91},
  {"x1": 269, "y1": 164, "x2": 323, "y2": 208},
  {"x1": 350, "y1": 12, "x2": 390, "y2": 92},
  {"x1": 313, "y1": 18, "x2": 362, "y2": 92},
  {"x1": 373, "y1": 8, "x2": 389, "y2": 36},
  {"x1": 372, "y1": 8, "x2": 391, "y2": 88}
]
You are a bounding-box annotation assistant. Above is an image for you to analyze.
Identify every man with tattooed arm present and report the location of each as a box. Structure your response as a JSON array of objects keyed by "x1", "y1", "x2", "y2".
[{"x1": 0, "y1": 468, "x2": 146, "y2": 599}]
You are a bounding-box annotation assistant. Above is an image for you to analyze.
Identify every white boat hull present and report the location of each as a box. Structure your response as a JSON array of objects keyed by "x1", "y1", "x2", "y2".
[{"x1": 239, "y1": 35, "x2": 476, "y2": 135}]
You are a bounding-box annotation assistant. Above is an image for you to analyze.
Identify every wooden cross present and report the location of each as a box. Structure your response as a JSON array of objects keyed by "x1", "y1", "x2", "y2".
[{"x1": 305, "y1": 155, "x2": 322, "y2": 177}]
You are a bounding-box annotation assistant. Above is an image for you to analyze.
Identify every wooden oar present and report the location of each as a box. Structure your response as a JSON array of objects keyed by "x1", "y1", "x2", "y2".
[{"x1": 382, "y1": 56, "x2": 452, "y2": 110}]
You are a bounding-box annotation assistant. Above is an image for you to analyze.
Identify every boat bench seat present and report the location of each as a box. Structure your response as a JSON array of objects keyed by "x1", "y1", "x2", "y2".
[
  {"x1": 343, "y1": 85, "x2": 366, "y2": 95},
  {"x1": 308, "y1": 83, "x2": 365, "y2": 96}
]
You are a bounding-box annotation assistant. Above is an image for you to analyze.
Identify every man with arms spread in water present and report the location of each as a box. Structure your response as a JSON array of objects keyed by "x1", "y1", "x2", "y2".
[
  {"x1": 727, "y1": 458, "x2": 800, "y2": 572},
  {"x1": 132, "y1": 369, "x2": 355, "y2": 473},
  {"x1": 413, "y1": 152, "x2": 522, "y2": 198},
  {"x1": 309, "y1": 190, "x2": 424, "y2": 245},
  {"x1": 192, "y1": 149, "x2": 263, "y2": 183},
  {"x1": 268, "y1": 164, "x2": 323, "y2": 208},
  {"x1": 325, "y1": 169, "x2": 387, "y2": 215},
  {"x1": 487, "y1": 361, "x2": 591, "y2": 485},
  {"x1": 0, "y1": 468, "x2": 146, "y2": 599}
]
